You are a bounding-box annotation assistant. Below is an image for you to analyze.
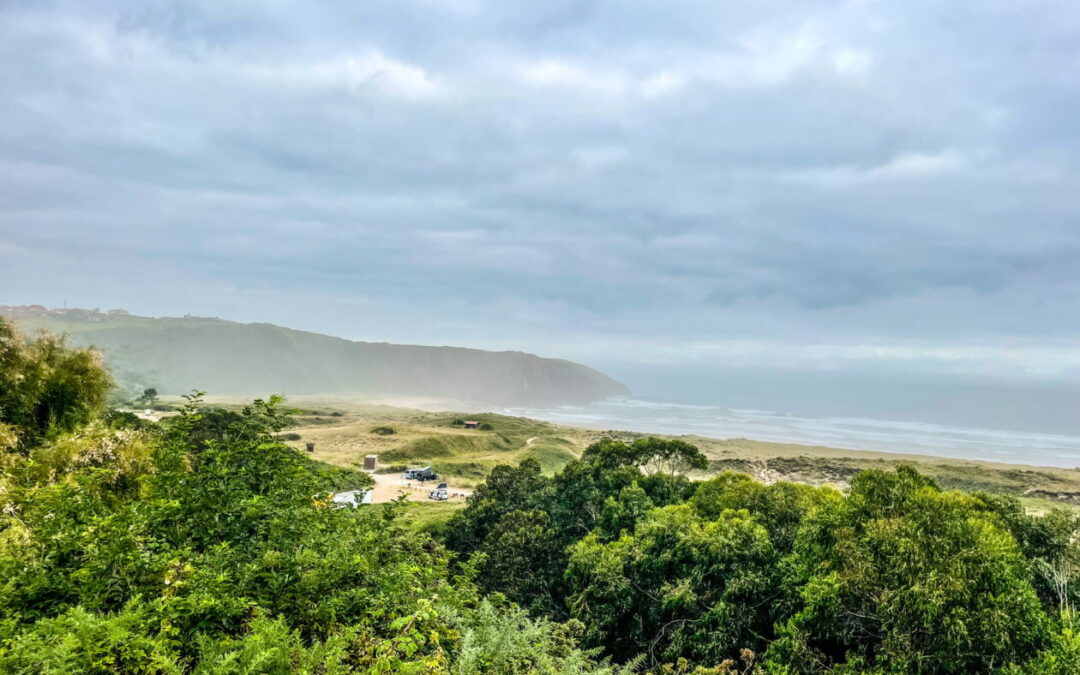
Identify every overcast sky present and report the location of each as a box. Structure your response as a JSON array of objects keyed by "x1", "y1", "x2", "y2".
[{"x1": 2, "y1": 0, "x2": 1079, "y2": 391}]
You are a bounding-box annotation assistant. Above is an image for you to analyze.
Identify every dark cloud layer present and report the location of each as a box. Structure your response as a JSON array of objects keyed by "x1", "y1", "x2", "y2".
[{"x1": 2, "y1": 0, "x2": 1079, "y2": 381}]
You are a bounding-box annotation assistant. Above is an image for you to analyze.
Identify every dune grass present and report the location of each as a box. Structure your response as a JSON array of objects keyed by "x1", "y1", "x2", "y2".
[{"x1": 172, "y1": 396, "x2": 1080, "y2": 509}]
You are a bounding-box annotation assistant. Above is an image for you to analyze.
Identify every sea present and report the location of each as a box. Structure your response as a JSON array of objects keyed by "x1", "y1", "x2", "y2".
[{"x1": 505, "y1": 397, "x2": 1080, "y2": 469}]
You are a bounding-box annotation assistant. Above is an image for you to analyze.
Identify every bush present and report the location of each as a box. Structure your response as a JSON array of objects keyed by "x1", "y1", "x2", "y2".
[
  {"x1": 276, "y1": 432, "x2": 302, "y2": 441},
  {"x1": 478, "y1": 423, "x2": 494, "y2": 431},
  {"x1": 102, "y1": 409, "x2": 150, "y2": 431},
  {"x1": 371, "y1": 426, "x2": 396, "y2": 436},
  {"x1": 0, "y1": 318, "x2": 112, "y2": 448},
  {"x1": 0, "y1": 604, "x2": 182, "y2": 673},
  {"x1": 452, "y1": 419, "x2": 466, "y2": 426}
]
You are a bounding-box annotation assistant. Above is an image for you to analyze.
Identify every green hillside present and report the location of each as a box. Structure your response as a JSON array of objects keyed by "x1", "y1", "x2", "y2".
[{"x1": 4, "y1": 308, "x2": 628, "y2": 406}]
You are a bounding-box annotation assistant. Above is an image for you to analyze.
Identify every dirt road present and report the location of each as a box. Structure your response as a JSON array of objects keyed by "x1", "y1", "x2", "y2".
[{"x1": 368, "y1": 472, "x2": 472, "y2": 504}]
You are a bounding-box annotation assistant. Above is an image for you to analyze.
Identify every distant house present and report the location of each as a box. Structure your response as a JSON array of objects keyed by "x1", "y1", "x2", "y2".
[
  {"x1": 0, "y1": 305, "x2": 48, "y2": 319},
  {"x1": 463, "y1": 421, "x2": 480, "y2": 429}
]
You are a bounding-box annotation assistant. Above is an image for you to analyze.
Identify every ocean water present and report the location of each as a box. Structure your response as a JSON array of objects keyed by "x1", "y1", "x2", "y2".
[{"x1": 505, "y1": 398, "x2": 1080, "y2": 469}]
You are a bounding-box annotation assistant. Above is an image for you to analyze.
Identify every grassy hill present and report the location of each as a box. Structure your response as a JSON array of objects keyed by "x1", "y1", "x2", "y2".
[{"x1": 5, "y1": 308, "x2": 628, "y2": 407}]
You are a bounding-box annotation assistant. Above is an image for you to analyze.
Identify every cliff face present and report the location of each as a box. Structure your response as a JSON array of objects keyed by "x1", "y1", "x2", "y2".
[{"x1": 5, "y1": 309, "x2": 628, "y2": 407}]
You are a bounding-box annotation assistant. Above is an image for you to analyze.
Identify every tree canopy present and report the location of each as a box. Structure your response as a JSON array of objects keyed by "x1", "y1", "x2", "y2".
[{"x1": 2, "y1": 317, "x2": 1078, "y2": 673}]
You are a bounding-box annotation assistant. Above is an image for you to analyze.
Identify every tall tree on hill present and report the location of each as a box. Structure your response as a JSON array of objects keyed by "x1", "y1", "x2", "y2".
[{"x1": 138, "y1": 387, "x2": 158, "y2": 406}]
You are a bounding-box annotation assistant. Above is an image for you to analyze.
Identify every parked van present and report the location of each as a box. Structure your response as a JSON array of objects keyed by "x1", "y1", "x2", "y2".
[{"x1": 404, "y1": 467, "x2": 438, "y2": 481}]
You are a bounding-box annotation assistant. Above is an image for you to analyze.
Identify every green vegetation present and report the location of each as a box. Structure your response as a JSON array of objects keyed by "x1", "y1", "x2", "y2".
[
  {"x1": 443, "y1": 440, "x2": 1080, "y2": 673},
  {"x1": 271, "y1": 402, "x2": 1080, "y2": 504},
  {"x1": 3, "y1": 318, "x2": 1079, "y2": 673},
  {"x1": 0, "y1": 318, "x2": 629, "y2": 673},
  {"x1": 7, "y1": 311, "x2": 628, "y2": 406},
  {"x1": 0, "y1": 319, "x2": 112, "y2": 450},
  {"x1": 279, "y1": 410, "x2": 585, "y2": 487}
]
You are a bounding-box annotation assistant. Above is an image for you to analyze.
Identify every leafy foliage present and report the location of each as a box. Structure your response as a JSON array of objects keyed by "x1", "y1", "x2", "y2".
[
  {"x1": 446, "y1": 445, "x2": 1080, "y2": 673},
  {"x1": 0, "y1": 328, "x2": 620, "y2": 673},
  {"x1": 0, "y1": 318, "x2": 112, "y2": 449},
  {"x1": 767, "y1": 466, "x2": 1051, "y2": 672},
  {"x1": 2, "y1": 322, "x2": 1078, "y2": 673}
]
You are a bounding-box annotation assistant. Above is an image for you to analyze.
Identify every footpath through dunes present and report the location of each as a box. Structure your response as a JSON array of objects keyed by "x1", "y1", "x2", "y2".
[{"x1": 267, "y1": 398, "x2": 1080, "y2": 515}]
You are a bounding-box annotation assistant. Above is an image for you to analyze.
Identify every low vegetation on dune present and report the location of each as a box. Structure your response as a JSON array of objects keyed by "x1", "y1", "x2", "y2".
[
  {"x1": 275, "y1": 408, "x2": 586, "y2": 487},
  {"x1": 2, "y1": 318, "x2": 1079, "y2": 673},
  {"x1": 274, "y1": 400, "x2": 1080, "y2": 511}
]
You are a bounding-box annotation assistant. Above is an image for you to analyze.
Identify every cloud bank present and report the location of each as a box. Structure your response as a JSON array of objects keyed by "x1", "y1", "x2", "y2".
[{"x1": 1, "y1": 0, "x2": 1079, "y2": 385}]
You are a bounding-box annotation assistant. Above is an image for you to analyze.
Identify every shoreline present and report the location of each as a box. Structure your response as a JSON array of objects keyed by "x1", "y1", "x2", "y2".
[{"x1": 196, "y1": 393, "x2": 1080, "y2": 473}]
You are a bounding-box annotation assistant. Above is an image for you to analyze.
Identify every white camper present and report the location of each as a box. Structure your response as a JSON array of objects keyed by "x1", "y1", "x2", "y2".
[{"x1": 331, "y1": 490, "x2": 373, "y2": 508}]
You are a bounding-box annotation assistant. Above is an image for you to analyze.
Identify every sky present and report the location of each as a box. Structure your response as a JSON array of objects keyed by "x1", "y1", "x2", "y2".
[{"x1": 2, "y1": 0, "x2": 1079, "y2": 426}]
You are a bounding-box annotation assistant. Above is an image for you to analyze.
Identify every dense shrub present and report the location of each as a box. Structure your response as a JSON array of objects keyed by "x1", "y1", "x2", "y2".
[
  {"x1": 0, "y1": 318, "x2": 112, "y2": 449},
  {"x1": 445, "y1": 442, "x2": 1080, "y2": 673},
  {"x1": 0, "y1": 324, "x2": 622, "y2": 673},
  {"x1": 3, "y1": 318, "x2": 1078, "y2": 673}
]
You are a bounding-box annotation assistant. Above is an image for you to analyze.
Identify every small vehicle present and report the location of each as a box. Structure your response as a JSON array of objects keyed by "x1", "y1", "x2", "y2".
[
  {"x1": 404, "y1": 466, "x2": 438, "y2": 482},
  {"x1": 330, "y1": 490, "x2": 373, "y2": 508},
  {"x1": 429, "y1": 482, "x2": 449, "y2": 501}
]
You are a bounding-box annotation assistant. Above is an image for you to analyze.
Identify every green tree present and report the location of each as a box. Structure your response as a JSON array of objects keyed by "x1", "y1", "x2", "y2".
[
  {"x1": 691, "y1": 473, "x2": 833, "y2": 553},
  {"x1": 475, "y1": 510, "x2": 565, "y2": 616},
  {"x1": 0, "y1": 318, "x2": 112, "y2": 449},
  {"x1": 767, "y1": 466, "x2": 1051, "y2": 673},
  {"x1": 975, "y1": 492, "x2": 1080, "y2": 616},
  {"x1": 566, "y1": 504, "x2": 779, "y2": 668},
  {"x1": 581, "y1": 437, "x2": 708, "y2": 477},
  {"x1": 138, "y1": 387, "x2": 158, "y2": 406},
  {"x1": 444, "y1": 459, "x2": 553, "y2": 556},
  {"x1": 1008, "y1": 625, "x2": 1080, "y2": 675}
]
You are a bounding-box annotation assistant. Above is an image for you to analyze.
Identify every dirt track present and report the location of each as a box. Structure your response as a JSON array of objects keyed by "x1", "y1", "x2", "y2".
[{"x1": 368, "y1": 472, "x2": 472, "y2": 504}]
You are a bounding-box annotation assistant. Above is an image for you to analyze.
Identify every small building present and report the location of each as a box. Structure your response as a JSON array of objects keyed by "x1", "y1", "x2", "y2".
[
  {"x1": 463, "y1": 420, "x2": 480, "y2": 429},
  {"x1": 363, "y1": 454, "x2": 378, "y2": 471}
]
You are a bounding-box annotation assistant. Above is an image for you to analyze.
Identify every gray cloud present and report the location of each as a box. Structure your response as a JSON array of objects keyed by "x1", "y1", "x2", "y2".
[{"x1": 1, "y1": 0, "x2": 1079, "y2": 382}]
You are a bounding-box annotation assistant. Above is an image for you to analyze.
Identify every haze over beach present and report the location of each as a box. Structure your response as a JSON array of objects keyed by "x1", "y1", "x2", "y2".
[{"x1": 2, "y1": 1, "x2": 1079, "y2": 463}]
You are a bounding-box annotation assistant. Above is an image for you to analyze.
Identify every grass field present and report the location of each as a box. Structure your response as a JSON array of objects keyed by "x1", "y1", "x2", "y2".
[{"x1": 175, "y1": 396, "x2": 1080, "y2": 516}]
